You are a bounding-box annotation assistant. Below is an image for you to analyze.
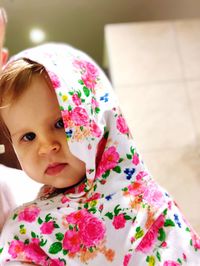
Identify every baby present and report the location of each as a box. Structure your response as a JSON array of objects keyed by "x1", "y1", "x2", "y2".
[{"x1": 0, "y1": 43, "x2": 199, "y2": 265}]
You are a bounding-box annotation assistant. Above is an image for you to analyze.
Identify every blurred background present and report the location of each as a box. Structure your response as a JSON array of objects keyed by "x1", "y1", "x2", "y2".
[
  {"x1": 1, "y1": 0, "x2": 200, "y2": 66},
  {"x1": 0, "y1": 0, "x2": 200, "y2": 234}
]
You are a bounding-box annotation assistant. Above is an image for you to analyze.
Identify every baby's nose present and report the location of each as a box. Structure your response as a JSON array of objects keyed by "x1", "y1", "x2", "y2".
[{"x1": 38, "y1": 140, "x2": 60, "y2": 156}]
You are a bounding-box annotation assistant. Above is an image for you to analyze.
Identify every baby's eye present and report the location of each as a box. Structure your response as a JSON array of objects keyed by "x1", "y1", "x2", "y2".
[
  {"x1": 55, "y1": 118, "x2": 64, "y2": 129},
  {"x1": 21, "y1": 132, "x2": 36, "y2": 142}
]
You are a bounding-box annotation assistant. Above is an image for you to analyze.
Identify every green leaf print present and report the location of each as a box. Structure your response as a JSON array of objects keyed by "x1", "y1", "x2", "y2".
[
  {"x1": 77, "y1": 90, "x2": 82, "y2": 98},
  {"x1": 113, "y1": 166, "x2": 121, "y2": 173},
  {"x1": 84, "y1": 202, "x2": 89, "y2": 209},
  {"x1": 24, "y1": 239, "x2": 30, "y2": 245},
  {"x1": 40, "y1": 239, "x2": 47, "y2": 247},
  {"x1": 95, "y1": 107, "x2": 100, "y2": 114},
  {"x1": 54, "y1": 223, "x2": 60, "y2": 229},
  {"x1": 38, "y1": 217, "x2": 43, "y2": 225},
  {"x1": 69, "y1": 225, "x2": 74, "y2": 230},
  {"x1": 164, "y1": 219, "x2": 175, "y2": 227},
  {"x1": 130, "y1": 146, "x2": 135, "y2": 155},
  {"x1": 31, "y1": 231, "x2": 37, "y2": 238},
  {"x1": 63, "y1": 249, "x2": 68, "y2": 255},
  {"x1": 83, "y1": 86, "x2": 90, "y2": 97},
  {"x1": 104, "y1": 130, "x2": 109, "y2": 139},
  {"x1": 105, "y1": 212, "x2": 113, "y2": 220},
  {"x1": 124, "y1": 215, "x2": 132, "y2": 220},
  {"x1": 56, "y1": 233, "x2": 64, "y2": 241},
  {"x1": 163, "y1": 208, "x2": 168, "y2": 216},
  {"x1": 0, "y1": 247, "x2": 3, "y2": 254},
  {"x1": 49, "y1": 242, "x2": 62, "y2": 254},
  {"x1": 156, "y1": 251, "x2": 161, "y2": 262},
  {"x1": 177, "y1": 258, "x2": 182, "y2": 264},
  {"x1": 78, "y1": 79, "x2": 84, "y2": 85},
  {"x1": 102, "y1": 170, "x2": 110, "y2": 179},
  {"x1": 114, "y1": 205, "x2": 121, "y2": 216},
  {"x1": 68, "y1": 105, "x2": 72, "y2": 111},
  {"x1": 12, "y1": 213, "x2": 17, "y2": 220},
  {"x1": 126, "y1": 154, "x2": 132, "y2": 160},
  {"x1": 119, "y1": 158, "x2": 123, "y2": 163},
  {"x1": 88, "y1": 207, "x2": 97, "y2": 214},
  {"x1": 158, "y1": 228, "x2": 166, "y2": 241},
  {"x1": 89, "y1": 247, "x2": 94, "y2": 253},
  {"x1": 45, "y1": 213, "x2": 52, "y2": 222},
  {"x1": 135, "y1": 227, "x2": 144, "y2": 239}
]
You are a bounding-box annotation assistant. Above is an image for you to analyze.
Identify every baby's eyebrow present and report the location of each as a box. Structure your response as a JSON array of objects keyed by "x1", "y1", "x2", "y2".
[{"x1": 11, "y1": 129, "x2": 30, "y2": 138}]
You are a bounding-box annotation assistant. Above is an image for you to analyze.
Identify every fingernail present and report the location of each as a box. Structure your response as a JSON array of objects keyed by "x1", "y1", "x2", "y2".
[{"x1": 0, "y1": 7, "x2": 7, "y2": 24}]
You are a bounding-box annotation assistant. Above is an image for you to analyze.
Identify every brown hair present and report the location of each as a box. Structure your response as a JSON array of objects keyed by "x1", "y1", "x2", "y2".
[{"x1": 0, "y1": 58, "x2": 48, "y2": 140}]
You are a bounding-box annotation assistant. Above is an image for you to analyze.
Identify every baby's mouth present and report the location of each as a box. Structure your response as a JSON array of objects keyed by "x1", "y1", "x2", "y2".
[{"x1": 45, "y1": 163, "x2": 67, "y2": 176}]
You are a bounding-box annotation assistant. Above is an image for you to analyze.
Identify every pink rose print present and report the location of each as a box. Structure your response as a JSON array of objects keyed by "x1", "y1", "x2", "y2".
[
  {"x1": 62, "y1": 110, "x2": 71, "y2": 128},
  {"x1": 48, "y1": 71, "x2": 60, "y2": 89},
  {"x1": 136, "y1": 171, "x2": 148, "y2": 181},
  {"x1": 8, "y1": 240, "x2": 25, "y2": 258},
  {"x1": 73, "y1": 59, "x2": 86, "y2": 70},
  {"x1": 136, "y1": 228, "x2": 156, "y2": 253},
  {"x1": 97, "y1": 146, "x2": 120, "y2": 177},
  {"x1": 86, "y1": 192, "x2": 101, "y2": 202},
  {"x1": 191, "y1": 232, "x2": 200, "y2": 250},
  {"x1": 113, "y1": 213, "x2": 126, "y2": 230},
  {"x1": 18, "y1": 205, "x2": 40, "y2": 223},
  {"x1": 82, "y1": 73, "x2": 97, "y2": 90},
  {"x1": 84, "y1": 61, "x2": 98, "y2": 77},
  {"x1": 143, "y1": 181, "x2": 164, "y2": 208},
  {"x1": 66, "y1": 209, "x2": 89, "y2": 224},
  {"x1": 79, "y1": 214, "x2": 106, "y2": 247},
  {"x1": 65, "y1": 210, "x2": 105, "y2": 251},
  {"x1": 123, "y1": 253, "x2": 132, "y2": 266},
  {"x1": 61, "y1": 195, "x2": 70, "y2": 204},
  {"x1": 40, "y1": 221, "x2": 55, "y2": 234},
  {"x1": 90, "y1": 120, "x2": 102, "y2": 137},
  {"x1": 91, "y1": 97, "x2": 99, "y2": 109},
  {"x1": 96, "y1": 134, "x2": 107, "y2": 167},
  {"x1": 77, "y1": 182, "x2": 86, "y2": 193},
  {"x1": 132, "y1": 154, "x2": 139, "y2": 165},
  {"x1": 72, "y1": 93, "x2": 81, "y2": 106},
  {"x1": 73, "y1": 59, "x2": 98, "y2": 90},
  {"x1": 163, "y1": 261, "x2": 180, "y2": 266},
  {"x1": 136, "y1": 214, "x2": 165, "y2": 253},
  {"x1": 74, "y1": 60, "x2": 98, "y2": 78},
  {"x1": 71, "y1": 107, "x2": 89, "y2": 126},
  {"x1": 128, "y1": 181, "x2": 146, "y2": 197},
  {"x1": 63, "y1": 230, "x2": 81, "y2": 253},
  {"x1": 47, "y1": 259, "x2": 65, "y2": 266},
  {"x1": 24, "y1": 238, "x2": 47, "y2": 265},
  {"x1": 116, "y1": 115, "x2": 129, "y2": 134}
]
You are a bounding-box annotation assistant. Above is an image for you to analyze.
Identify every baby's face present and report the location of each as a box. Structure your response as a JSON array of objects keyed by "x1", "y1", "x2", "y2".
[{"x1": 1, "y1": 75, "x2": 86, "y2": 188}]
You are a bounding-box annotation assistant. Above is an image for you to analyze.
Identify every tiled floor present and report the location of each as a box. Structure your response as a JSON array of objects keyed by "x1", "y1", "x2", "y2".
[{"x1": 104, "y1": 19, "x2": 200, "y2": 234}]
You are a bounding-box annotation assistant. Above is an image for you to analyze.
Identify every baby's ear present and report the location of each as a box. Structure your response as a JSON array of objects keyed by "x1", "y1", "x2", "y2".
[{"x1": 1, "y1": 47, "x2": 8, "y2": 65}]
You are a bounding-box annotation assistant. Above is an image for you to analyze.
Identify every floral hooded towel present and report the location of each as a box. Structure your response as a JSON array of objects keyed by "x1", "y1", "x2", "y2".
[{"x1": 0, "y1": 43, "x2": 200, "y2": 266}]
